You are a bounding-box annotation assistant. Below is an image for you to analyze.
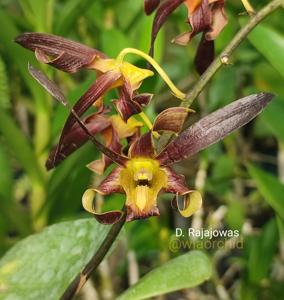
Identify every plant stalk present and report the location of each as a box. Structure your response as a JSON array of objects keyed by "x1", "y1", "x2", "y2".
[
  {"x1": 60, "y1": 209, "x2": 126, "y2": 300},
  {"x1": 159, "y1": 0, "x2": 283, "y2": 147}
]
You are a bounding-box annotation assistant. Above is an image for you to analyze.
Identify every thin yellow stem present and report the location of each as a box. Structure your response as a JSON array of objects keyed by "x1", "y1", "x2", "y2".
[
  {"x1": 117, "y1": 48, "x2": 186, "y2": 100},
  {"x1": 241, "y1": 0, "x2": 255, "y2": 15},
  {"x1": 139, "y1": 112, "x2": 160, "y2": 138}
]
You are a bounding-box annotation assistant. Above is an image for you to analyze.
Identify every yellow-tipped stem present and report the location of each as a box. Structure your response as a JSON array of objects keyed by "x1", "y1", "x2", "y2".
[
  {"x1": 240, "y1": 0, "x2": 255, "y2": 15},
  {"x1": 117, "y1": 48, "x2": 186, "y2": 100},
  {"x1": 139, "y1": 112, "x2": 160, "y2": 139}
]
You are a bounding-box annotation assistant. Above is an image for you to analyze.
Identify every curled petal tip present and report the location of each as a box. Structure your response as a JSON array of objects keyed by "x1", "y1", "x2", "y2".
[
  {"x1": 173, "y1": 191, "x2": 202, "y2": 218},
  {"x1": 82, "y1": 189, "x2": 124, "y2": 225}
]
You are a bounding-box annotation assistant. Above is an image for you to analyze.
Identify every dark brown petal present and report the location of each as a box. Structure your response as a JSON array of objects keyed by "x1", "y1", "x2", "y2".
[
  {"x1": 132, "y1": 93, "x2": 153, "y2": 106},
  {"x1": 28, "y1": 64, "x2": 127, "y2": 169},
  {"x1": 144, "y1": 0, "x2": 161, "y2": 15},
  {"x1": 97, "y1": 166, "x2": 124, "y2": 194},
  {"x1": 129, "y1": 132, "x2": 155, "y2": 158},
  {"x1": 194, "y1": 34, "x2": 215, "y2": 75},
  {"x1": 153, "y1": 107, "x2": 190, "y2": 133},
  {"x1": 113, "y1": 82, "x2": 141, "y2": 121},
  {"x1": 157, "y1": 93, "x2": 274, "y2": 165},
  {"x1": 49, "y1": 71, "x2": 121, "y2": 168},
  {"x1": 173, "y1": 0, "x2": 211, "y2": 45},
  {"x1": 126, "y1": 206, "x2": 160, "y2": 222},
  {"x1": 163, "y1": 166, "x2": 190, "y2": 194},
  {"x1": 205, "y1": 0, "x2": 227, "y2": 40},
  {"x1": 15, "y1": 32, "x2": 106, "y2": 73},
  {"x1": 48, "y1": 114, "x2": 111, "y2": 169},
  {"x1": 113, "y1": 99, "x2": 142, "y2": 121},
  {"x1": 88, "y1": 128, "x2": 122, "y2": 174},
  {"x1": 149, "y1": 0, "x2": 184, "y2": 56}
]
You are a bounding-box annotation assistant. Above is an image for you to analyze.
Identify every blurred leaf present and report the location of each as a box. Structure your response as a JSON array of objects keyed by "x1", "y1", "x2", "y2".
[
  {"x1": 117, "y1": 251, "x2": 212, "y2": 300},
  {"x1": 261, "y1": 96, "x2": 284, "y2": 142},
  {"x1": 246, "y1": 219, "x2": 278, "y2": 284},
  {"x1": 208, "y1": 67, "x2": 237, "y2": 112},
  {"x1": 248, "y1": 164, "x2": 284, "y2": 219},
  {"x1": 0, "y1": 56, "x2": 10, "y2": 109},
  {"x1": 54, "y1": 0, "x2": 95, "y2": 35},
  {"x1": 225, "y1": 199, "x2": 245, "y2": 231},
  {"x1": 0, "y1": 111, "x2": 44, "y2": 185},
  {"x1": 0, "y1": 218, "x2": 113, "y2": 299},
  {"x1": 246, "y1": 22, "x2": 284, "y2": 79},
  {"x1": 101, "y1": 28, "x2": 131, "y2": 58},
  {"x1": 0, "y1": 146, "x2": 13, "y2": 200}
]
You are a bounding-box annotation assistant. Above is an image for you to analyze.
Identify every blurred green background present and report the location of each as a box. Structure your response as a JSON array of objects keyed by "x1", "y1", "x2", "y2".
[{"x1": 0, "y1": 0, "x2": 284, "y2": 299}]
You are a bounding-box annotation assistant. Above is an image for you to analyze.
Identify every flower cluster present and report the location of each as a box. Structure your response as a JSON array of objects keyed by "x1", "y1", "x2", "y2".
[
  {"x1": 16, "y1": 10, "x2": 272, "y2": 224},
  {"x1": 144, "y1": 0, "x2": 227, "y2": 74}
]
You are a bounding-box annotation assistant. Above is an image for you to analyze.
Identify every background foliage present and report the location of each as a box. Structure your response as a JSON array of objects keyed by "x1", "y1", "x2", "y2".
[{"x1": 0, "y1": 0, "x2": 284, "y2": 299}]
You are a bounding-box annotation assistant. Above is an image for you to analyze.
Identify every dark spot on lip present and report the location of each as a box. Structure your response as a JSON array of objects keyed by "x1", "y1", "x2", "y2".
[{"x1": 137, "y1": 179, "x2": 149, "y2": 186}]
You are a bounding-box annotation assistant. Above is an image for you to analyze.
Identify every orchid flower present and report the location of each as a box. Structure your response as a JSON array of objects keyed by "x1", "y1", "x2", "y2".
[
  {"x1": 15, "y1": 33, "x2": 186, "y2": 169},
  {"x1": 145, "y1": 0, "x2": 227, "y2": 74},
  {"x1": 27, "y1": 64, "x2": 273, "y2": 224}
]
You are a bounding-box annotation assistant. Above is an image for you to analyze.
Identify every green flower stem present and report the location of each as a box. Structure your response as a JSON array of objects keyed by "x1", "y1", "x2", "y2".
[
  {"x1": 183, "y1": 0, "x2": 283, "y2": 108},
  {"x1": 159, "y1": 0, "x2": 283, "y2": 147},
  {"x1": 60, "y1": 208, "x2": 127, "y2": 300}
]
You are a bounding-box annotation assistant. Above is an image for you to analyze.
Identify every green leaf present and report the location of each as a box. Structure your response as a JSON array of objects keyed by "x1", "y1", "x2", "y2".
[
  {"x1": 0, "y1": 111, "x2": 44, "y2": 185},
  {"x1": 0, "y1": 57, "x2": 10, "y2": 109},
  {"x1": 117, "y1": 251, "x2": 212, "y2": 300},
  {"x1": 247, "y1": 164, "x2": 284, "y2": 219},
  {"x1": 261, "y1": 96, "x2": 284, "y2": 142},
  {"x1": 246, "y1": 219, "x2": 278, "y2": 284},
  {"x1": 0, "y1": 218, "x2": 114, "y2": 300},
  {"x1": 246, "y1": 22, "x2": 284, "y2": 79}
]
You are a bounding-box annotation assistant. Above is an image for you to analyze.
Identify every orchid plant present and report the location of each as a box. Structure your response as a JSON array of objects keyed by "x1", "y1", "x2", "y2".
[
  {"x1": 16, "y1": 32, "x2": 272, "y2": 224},
  {"x1": 7, "y1": 0, "x2": 279, "y2": 298}
]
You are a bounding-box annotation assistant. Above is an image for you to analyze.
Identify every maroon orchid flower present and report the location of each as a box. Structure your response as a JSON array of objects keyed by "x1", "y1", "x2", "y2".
[
  {"x1": 84, "y1": 92, "x2": 273, "y2": 223},
  {"x1": 28, "y1": 64, "x2": 144, "y2": 174},
  {"x1": 16, "y1": 32, "x2": 186, "y2": 170},
  {"x1": 28, "y1": 64, "x2": 273, "y2": 224},
  {"x1": 145, "y1": 0, "x2": 227, "y2": 74}
]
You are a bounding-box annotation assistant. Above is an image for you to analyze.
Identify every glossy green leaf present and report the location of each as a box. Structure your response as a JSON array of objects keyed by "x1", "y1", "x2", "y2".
[
  {"x1": 247, "y1": 164, "x2": 284, "y2": 219},
  {"x1": 246, "y1": 22, "x2": 284, "y2": 79},
  {"x1": 117, "y1": 251, "x2": 212, "y2": 300},
  {"x1": 0, "y1": 218, "x2": 114, "y2": 300}
]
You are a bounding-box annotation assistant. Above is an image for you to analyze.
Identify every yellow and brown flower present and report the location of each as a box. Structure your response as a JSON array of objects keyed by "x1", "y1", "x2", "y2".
[{"x1": 81, "y1": 93, "x2": 273, "y2": 224}]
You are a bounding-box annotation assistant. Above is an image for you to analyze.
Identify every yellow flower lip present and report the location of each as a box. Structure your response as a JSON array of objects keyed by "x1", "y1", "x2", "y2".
[{"x1": 119, "y1": 158, "x2": 167, "y2": 220}]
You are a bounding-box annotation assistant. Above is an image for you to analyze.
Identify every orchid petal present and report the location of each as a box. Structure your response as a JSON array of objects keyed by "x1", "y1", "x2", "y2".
[
  {"x1": 47, "y1": 71, "x2": 121, "y2": 169},
  {"x1": 172, "y1": 191, "x2": 202, "y2": 217},
  {"x1": 149, "y1": 0, "x2": 184, "y2": 56},
  {"x1": 132, "y1": 93, "x2": 153, "y2": 106},
  {"x1": 87, "y1": 128, "x2": 122, "y2": 174},
  {"x1": 157, "y1": 93, "x2": 274, "y2": 165},
  {"x1": 205, "y1": 0, "x2": 228, "y2": 40},
  {"x1": 163, "y1": 166, "x2": 190, "y2": 194},
  {"x1": 82, "y1": 166, "x2": 124, "y2": 224},
  {"x1": 82, "y1": 189, "x2": 123, "y2": 225},
  {"x1": 174, "y1": 0, "x2": 211, "y2": 45},
  {"x1": 27, "y1": 64, "x2": 127, "y2": 169},
  {"x1": 153, "y1": 107, "x2": 191, "y2": 133},
  {"x1": 48, "y1": 114, "x2": 111, "y2": 169},
  {"x1": 144, "y1": 0, "x2": 161, "y2": 15},
  {"x1": 110, "y1": 115, "x2": 143, "y2": 139},
  {"x1": 129, "y1": 132, "x2": 155, "y2": 158},
  {"x1": 15, "y1": 32, "x2": 106, "y2": 73},
  {"x1": 194, "y1": 34, "x2": 215, "y2": 74}
]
